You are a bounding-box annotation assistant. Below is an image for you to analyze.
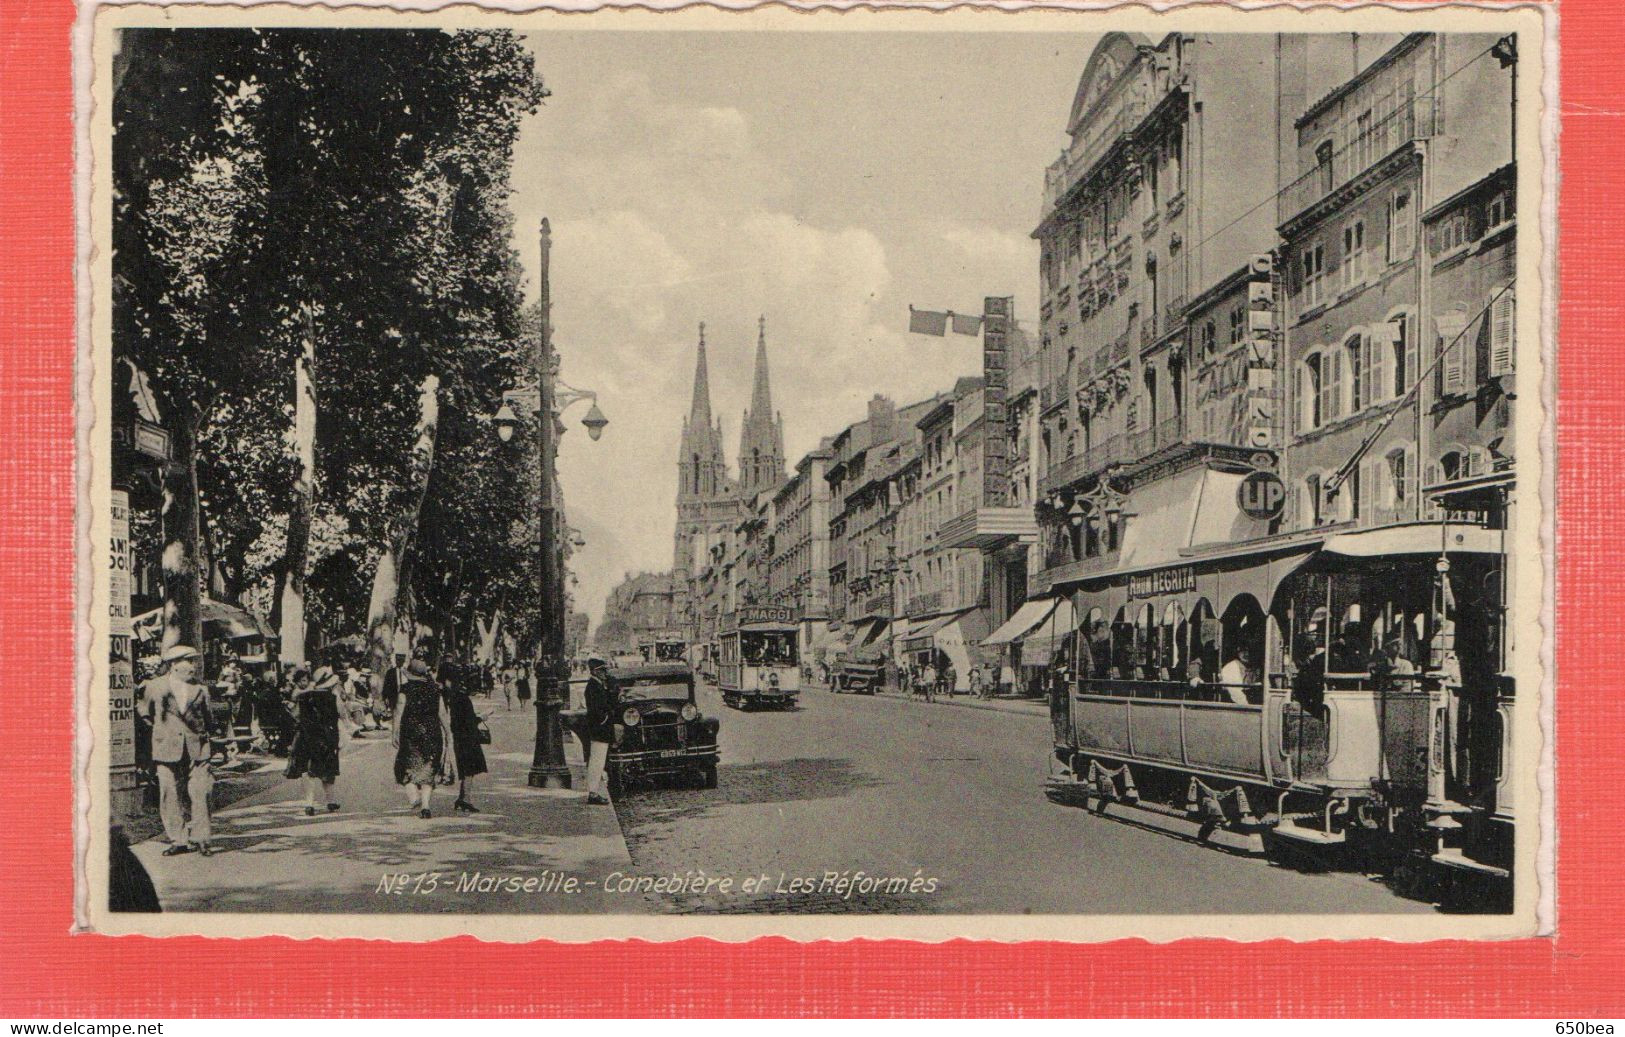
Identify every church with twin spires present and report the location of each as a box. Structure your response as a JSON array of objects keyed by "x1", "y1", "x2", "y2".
[{"x1": 673, "y1": 317, "x2": 786, "y2": 633}]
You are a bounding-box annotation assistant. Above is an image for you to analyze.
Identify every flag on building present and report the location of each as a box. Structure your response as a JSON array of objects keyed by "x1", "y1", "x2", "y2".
[
  {"x1": 908, "y1": 306, "x2": 948, "y2": 337},
  {"x1": 951, "y1": 312, "x2": 982, "y2": 336}
]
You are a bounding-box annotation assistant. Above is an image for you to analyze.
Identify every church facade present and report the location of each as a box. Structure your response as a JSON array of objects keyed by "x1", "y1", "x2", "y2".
[{"x1": 672, "y1": 318, "x2": 786, "y2": 639}]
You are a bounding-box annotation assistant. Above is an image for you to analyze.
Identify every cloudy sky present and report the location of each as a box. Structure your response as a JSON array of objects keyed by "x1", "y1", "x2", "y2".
[{"x1": 508, "y1": 30, "x2": 1097, "y2": 625}]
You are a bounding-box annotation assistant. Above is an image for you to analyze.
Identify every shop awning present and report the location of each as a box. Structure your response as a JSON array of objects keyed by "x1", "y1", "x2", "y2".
[
  {"x1": 1118, "y1": 467, "x2": 1207, "y2": 570},
  {"x1": 1322, "y1": 522, "x2": 1504, "y2": 558},
  {"x1": 902, "y1": 611, "x2": 963, "y2": 653},
  {"x1": 1189, "y1": 469, "x2": 1273, "y2": 549},
  {"x1": 1020, "y1": 599, "x2": 1077, "y2": 658},
  {"x1": 854, "y1": 617, "x2": 889, "y2": 648},
  {"x1": 983, "y1": 598, "x2": 1060, "y2": 646}
]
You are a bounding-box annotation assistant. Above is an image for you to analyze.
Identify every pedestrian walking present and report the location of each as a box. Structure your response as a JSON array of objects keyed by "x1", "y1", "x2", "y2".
[
  {"x1": 942, "y1": 661, "x2": 958, "y2": 698},
  {"x1": 392, "y1": 657, "x2": 453, "y2": 818},
  {"x1": 921, "y1": 660, "x2": 937, "y2": 703},
  {"x1": 515, "y1": 663, "x2": 533, "y2": 710},
  {"x1": 440, "y1": 660, "x2": 489, "y2": 814},
  {"x1": 582, "y1": 656, "x2": 617, "y2": 804},
  {"x1": 380, "y1": 651, "x2": 408, "y2": 725},
  {"x1": 284, "y1": 666, "x2": 341, "y2": 815},
  {"x1": 499, "y1": 665, "x2": 514, "y2": 710},
  {"x1": 144, "y1": 644, "x2": 216, "y2": 857}
]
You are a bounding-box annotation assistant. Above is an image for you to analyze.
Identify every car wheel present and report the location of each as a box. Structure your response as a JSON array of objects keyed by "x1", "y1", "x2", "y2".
[{"x1": 701, "y1": 765, "x2": 718, "y2": 789}]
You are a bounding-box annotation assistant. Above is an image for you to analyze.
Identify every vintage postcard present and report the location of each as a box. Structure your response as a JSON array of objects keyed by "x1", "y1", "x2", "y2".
[{"x1": 78, "y1": 2, "x2": 1552, "y2": 942}]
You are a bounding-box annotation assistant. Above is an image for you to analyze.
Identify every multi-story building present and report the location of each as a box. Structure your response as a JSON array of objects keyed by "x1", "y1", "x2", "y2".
[
  {"x1": 897, "y1": 378, "x2": 991, "y2": 689},
  {"x1": 597, "y1": 571, "x2": 678, "y2": 653},
  {"x1": 768, "y1": 440, "x2": 834, "y2": 661}
]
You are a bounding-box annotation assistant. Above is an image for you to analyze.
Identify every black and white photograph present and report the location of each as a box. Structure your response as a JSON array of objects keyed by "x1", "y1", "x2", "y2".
[{"x1": 86, "y1": 6, "x2": 1546, "y2": 940}]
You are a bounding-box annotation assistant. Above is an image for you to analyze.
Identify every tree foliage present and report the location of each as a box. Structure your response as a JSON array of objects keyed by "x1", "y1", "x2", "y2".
[{"x1": 114, "y1": 28, "x2": 549, "y2": 651}]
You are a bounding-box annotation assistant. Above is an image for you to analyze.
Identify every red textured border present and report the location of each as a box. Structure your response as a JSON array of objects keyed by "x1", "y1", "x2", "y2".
[{"x1": 2, "y1": 0, "x2": 1617, "y2": 1018}]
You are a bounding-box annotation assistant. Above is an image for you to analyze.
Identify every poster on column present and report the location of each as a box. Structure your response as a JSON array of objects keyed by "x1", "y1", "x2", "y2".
[{"x1": 108, "y1": 489, "x2": 136, "y2": 779}]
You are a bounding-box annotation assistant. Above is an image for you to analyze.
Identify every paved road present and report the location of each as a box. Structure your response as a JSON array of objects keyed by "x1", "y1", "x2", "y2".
[{"x1": 611, "y1": 680, "x2": 1435, "y2": 915}]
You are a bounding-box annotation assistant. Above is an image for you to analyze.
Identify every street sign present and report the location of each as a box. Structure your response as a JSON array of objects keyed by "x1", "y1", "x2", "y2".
[
  {"x1": 1238, "y1": 469, "x2": 1286, "y2": 520},
  {"x1": 133, "y1": 419, "x2": 171, "y2": 461}
]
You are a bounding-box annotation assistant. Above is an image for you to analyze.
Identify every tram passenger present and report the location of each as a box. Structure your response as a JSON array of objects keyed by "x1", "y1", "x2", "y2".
[
  {"x1": 1369, "y1": 633, "x2": 1416, "y2": 691},
  {"x1": 1218, "y1": 645, "x2": 1259, "y2": 705},
  {"x1": 1292, "y1": 607, "x2": 1329, "y2": 713},
  {"x1": 1329, "y1": 620, "x2": 1369, "y2": 674}
]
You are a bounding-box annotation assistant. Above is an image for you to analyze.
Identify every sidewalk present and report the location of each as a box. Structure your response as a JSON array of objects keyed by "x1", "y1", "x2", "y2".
[
  {"x1": 130, "y1": 700, "x2": 636, "y2": 914},
  {"x1": 868, "y1": 686, "x2": 1049, "y2": 718}
]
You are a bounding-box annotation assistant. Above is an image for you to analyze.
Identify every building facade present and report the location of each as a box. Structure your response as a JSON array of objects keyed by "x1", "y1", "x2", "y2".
[{"x1": 768, "y1": 440, "x2": 835, "y2": 661}]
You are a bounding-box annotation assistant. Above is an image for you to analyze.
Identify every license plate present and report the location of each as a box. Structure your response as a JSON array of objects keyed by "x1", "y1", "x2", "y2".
[{"x1": 657, "y1": 749, "x2": 684, "y2": 759}]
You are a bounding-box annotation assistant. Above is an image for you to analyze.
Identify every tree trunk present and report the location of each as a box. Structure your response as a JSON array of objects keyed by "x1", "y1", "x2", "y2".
[
  {"x1": 278, "y1": 307, "x2": 318, "y2": 666},
  {"x1": 160, "y1": 414, "x2": 203, "y2": 655},
  {"x1": 365, "y1": 374, "x2": 440, "y2": 687}
]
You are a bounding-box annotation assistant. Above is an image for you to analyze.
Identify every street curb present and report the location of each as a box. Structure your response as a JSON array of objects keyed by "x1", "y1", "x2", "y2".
[{"x1": 859, "y1": 688, "x2": 1048, "y2": 718}]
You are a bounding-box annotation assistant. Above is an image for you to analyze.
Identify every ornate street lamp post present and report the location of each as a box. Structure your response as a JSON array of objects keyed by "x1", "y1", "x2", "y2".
[{"x1": 492, "y1": 218, "x2": 609, "y2": 789}]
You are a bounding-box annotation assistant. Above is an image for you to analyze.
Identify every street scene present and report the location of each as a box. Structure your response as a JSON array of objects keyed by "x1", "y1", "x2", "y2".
[{"x1": 101, "y1": 22, "x2": 1530, "y2": 923}]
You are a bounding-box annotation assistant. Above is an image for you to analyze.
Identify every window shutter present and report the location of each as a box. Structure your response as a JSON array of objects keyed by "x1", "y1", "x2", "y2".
[
  {"x1": 1390, "y1": 190, "x2": 1415, "y2": 262},
  {"x1": 1326, "y1": 349, "x2": 1343, "y2": 421},
  {"x1": 1489, "y1": 292, "x2": 1515, "y2": 376},
  {"x1": 1438, "y1": 312, "x2": 1469, "y2": 396},
  {"x1": 1404, "y1": 314, "x2": 1419, "y2": 401},
  {"x1": 1421, "y1": 460, "x2": 1441, "y2": 520},
  {"x1": 1369, "y1": 327, "x2": 1390, "y2": 404},
  {"x1": 1403, "y1": 443, "x2": 1418, "y2": 518},
  {"x1": 1358, "y1": 335, "x2": 1372, "y2": 411}
]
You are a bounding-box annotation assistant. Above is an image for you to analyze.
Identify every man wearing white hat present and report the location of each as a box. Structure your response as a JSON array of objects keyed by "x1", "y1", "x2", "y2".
[{"x1": 144, "y1": 644, "x2": 216, "y2": 856}]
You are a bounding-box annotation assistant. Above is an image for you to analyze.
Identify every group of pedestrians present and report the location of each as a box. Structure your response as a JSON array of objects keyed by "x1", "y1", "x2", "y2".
[{"x1": 143, "y1": 642, "x2": 501, "y2": 859}]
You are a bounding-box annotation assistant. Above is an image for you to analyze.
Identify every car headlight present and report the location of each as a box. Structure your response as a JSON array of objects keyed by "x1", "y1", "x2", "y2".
[
  {"x1": 680, "y1": 703, "x2": 699, "y2": 721},
  {"x1": 622, "y1": 707, "x2": 641, "y2": 726}
]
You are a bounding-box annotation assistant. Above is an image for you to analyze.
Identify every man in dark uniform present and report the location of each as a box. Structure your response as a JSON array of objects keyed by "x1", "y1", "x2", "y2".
[{"x1": 582, "y1": 656, "x2": 618, "y2": 804}]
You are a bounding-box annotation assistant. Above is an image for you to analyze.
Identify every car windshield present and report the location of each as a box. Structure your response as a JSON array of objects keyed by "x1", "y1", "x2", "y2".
[{"x1": 618, "y1": 676, "x2": 691, "y2": 703}]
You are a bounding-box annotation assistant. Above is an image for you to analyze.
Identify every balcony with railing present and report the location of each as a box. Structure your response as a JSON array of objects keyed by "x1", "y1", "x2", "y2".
[
  {"x1": 939, "y1": 501, "x2": 1040, "y2": 550},
  {"x1": 1280, "y1": 96, "x2": 1434, "y2": 227},
  {"x1": 1125, "y1": 414, "x2": 1185, "y2": 463},
  {"x1": 1040, "y1": 433, "x2": 1125, "y2": 496}
]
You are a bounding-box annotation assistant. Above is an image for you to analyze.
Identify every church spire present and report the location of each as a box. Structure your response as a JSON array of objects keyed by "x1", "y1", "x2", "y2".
[
  {"x1": 738, "y1": 314, "x2": 786, "y2": 498},
  {"x1": 749, "y1": 315, "x2": 774, "y2": 422},
  {"x1": 687, "y1": 321, "x2": 713, "y2": 427}
]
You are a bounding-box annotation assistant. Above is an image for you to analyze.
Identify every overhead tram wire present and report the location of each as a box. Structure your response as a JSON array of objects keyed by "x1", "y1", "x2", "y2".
[
  {"x1": 1325, "y1": 278, "x2": 1516, "y2": 496},
  {"x1": 1175, "y1": 40, "x2": 1505, "y2": 268}
]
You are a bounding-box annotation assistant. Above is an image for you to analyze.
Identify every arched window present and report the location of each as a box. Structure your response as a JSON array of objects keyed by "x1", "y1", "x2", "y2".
[
  {"x1": 1162, "y1": 602, "x2": 1186, "y2": 675},
  {"x1": 1189, "y1": 599, "x2": 1218, "y2": 682},
  {"x1": 1344, "y1": 331, "x2": 1365, "y2": 412},
  {"x1": 1135, "y1": 603, "x2": 1156, "y2": 676},
  {"x1": 1385, "y1": 306, "x2": 1419, "y2": 402}
]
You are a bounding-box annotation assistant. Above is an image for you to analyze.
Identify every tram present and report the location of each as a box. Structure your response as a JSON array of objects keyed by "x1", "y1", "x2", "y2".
[
  {"x1": 718, "y1": 606, "x2": 801, "y2": 710},
  {"x1": 638, "y1": 630, "x2": 688, "y2": 664},
  {"x1": 1045, "y1": 511, "x2": 1514, "y2": 905}
]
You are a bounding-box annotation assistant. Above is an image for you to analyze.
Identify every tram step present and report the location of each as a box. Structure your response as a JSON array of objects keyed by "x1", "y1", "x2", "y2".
[
  {"x1": 1431, "y1": 848, "x2": 1510, "y2": 879},
  {"x1": 1085, "y1": 797, "x2": 1268, "y2": 856},
  {"x1": 1272, "y1": 821, "x2": 1347, "y2": 846}
]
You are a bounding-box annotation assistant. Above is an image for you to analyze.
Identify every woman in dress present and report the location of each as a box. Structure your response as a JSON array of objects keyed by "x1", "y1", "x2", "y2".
[
  {"x1": 440, "y1": 659, "x2": 489, "y2": 814},
  {"x1": 392, "y1": 658, "x2": 452, "y2": 818},
  {"x1": 284, "y1": 667, "x2": 341, "y2": 815}
]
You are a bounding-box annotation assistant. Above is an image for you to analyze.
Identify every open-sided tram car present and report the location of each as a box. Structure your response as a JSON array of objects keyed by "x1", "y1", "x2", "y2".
[{"x1": 1046, "y1": 516, "x2": 1514, "y2": 904}]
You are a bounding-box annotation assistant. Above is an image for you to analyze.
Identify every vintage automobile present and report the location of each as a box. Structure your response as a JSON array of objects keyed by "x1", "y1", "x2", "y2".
[{"x1": 567, "y1": 662, "x2": 720, "y2": 796}]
